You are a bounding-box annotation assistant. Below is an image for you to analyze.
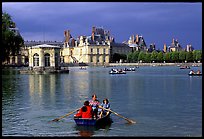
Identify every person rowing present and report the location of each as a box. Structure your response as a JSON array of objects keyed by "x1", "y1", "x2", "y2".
[
  {"x1": 98, "y1": 98, "x2": 110, "y2": 118},
  {"x1": 74, "y1": 101, "x2": 93, "y2": 119},
  {"x1": 89, "y1": 94, "x2": 100, "y2": 119}
]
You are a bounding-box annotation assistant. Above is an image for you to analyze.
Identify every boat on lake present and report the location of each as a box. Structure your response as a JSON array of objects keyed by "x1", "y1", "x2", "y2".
[
  {"x1": 123, "y1": 67, "x2": 136, "y2": 71},
  {"x1": 188, "y1": 73, "x2": 202, "y2": 76},
  {"x1": 74, "y1": 113, "x2": 112, "y2": 126},
  {"x1": 180, "y1": 66, "x2": 190, "y2": 69},
  {"x1": 109, "y1": 69, "x2": 126, "y2": 74}
]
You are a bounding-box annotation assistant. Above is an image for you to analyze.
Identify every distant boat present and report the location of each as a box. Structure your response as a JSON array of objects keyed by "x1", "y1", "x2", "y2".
[
  {"x1": 180, "y1": 66, "x2": 190, "y2": 69},
  {"x1": 188, "y1": 73, "x2": 202, "y2": 76},
  {"x1": 109, "y1": 69, "x2": 126, "y2": 74},
  {"x1": 123, "y1": 67, "x2": 136, "y2": 71},
  {"x1": 80, "y1": 67, "x2": 87, "y2": 70},
  {"x1": 192, "y1": 64, "x2": 200, "y2": 67}
]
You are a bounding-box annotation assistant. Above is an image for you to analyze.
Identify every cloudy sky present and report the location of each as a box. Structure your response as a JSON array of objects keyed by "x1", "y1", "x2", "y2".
[{"x1": 2, "y1": 2, "x2": 202, "y2": 50}]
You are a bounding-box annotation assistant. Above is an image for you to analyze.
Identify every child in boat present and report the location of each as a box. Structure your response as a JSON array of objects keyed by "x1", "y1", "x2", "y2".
[
  {"x1": 89, "y1": 94, "x2": 100, "y2": 119},
  {"x1": 98, "y1": 98, "x2": 110, "y2": 118},
  {"x1": 74, "y1": 101, "x2": 93, "y2": 118}
]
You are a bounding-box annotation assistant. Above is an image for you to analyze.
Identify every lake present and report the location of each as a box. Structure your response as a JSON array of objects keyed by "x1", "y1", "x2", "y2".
[{"x1": 2, "y1": 65, "x2": 202, "y2": 137}]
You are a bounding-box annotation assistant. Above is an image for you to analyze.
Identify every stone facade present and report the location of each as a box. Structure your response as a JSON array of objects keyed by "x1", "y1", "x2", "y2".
[{"x1": 28, "y1": 44, "x2": 61, "y2": 69}]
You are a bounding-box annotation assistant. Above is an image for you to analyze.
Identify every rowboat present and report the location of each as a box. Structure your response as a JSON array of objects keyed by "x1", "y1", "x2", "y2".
[
  {"x1": 180, "y1": 66, "x2": 190, "y2": 69},
  {"x1": 188, "y1": 73, "x2": 202, "y2": 76},
  {"x1": 123, "y1": 67, "x2": 136, "y2": 71},
  {"x1": 109, "y1": 69, "x2": 126, "y2": 74},
  {"x1": 74, "y1": 113, "x2": 112, "y2": 126}
]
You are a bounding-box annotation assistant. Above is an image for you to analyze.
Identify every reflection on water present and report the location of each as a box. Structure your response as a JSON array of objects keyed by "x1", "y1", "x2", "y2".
[
  {"x1": 2, "y1": 66, "x2": 202, "y2": 136},
  {"x1": 74, "y1": 122, "x2": 112, "y2": 137}
]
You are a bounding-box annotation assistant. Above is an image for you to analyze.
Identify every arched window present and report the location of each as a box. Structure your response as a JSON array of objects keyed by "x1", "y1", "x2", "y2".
[
  {"x1": 44, "y1": 53, "x2": 50, "y2": 67},
  {"x1": 33, "y1": 53, "x2": 39, "y2": 66}
]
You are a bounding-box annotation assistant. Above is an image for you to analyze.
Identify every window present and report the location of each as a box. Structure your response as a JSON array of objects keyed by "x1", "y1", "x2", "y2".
[
  {"x1": 103, "y1": 56, "x2": 106, "y2": 63},
  {"x1": 103, "y1": 48, "x2": 106, "y2": 54},
  {"x1": 44, "y1": 53, "x2": 50, "y2": 67},
  {"x1": 90, "y1": 48, "x2": 93, "y2": 54},
  {"x1": 97, "y1": 48, "x2": 100, "y2": 54},
  {"x1": 90, "y1": 56, "x2": 93, "y2": 62},
  {"x1": 33, "y1": 53, "x2": 39, "y2": 66}
]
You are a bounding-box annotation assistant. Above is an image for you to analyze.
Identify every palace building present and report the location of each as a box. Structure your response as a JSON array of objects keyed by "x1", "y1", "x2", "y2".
[{"x1": 3, "y1": 26, "x2": 132, "y2": 67}]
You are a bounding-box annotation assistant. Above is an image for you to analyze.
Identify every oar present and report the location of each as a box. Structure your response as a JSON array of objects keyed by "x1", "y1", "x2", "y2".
[
  {"x1": 101, "y1": 107, "x2": 136, "y2": 124},
  {"x1": 50, "y1": 108, "x2": 80, "y2": 122}
]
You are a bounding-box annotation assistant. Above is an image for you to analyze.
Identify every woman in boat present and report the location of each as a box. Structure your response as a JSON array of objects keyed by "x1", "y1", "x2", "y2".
[
  {"x1": 74, "y1": 101, "x2": 93, "y2": 118},
  {"x1": 89, "y1": 94, "x2": 100, "y2": 119},
  {"x1": 196, "y1": 70, "x2": 201, "y2": 74},
  {"x1": 98, "y1": 98, "x2": 110, "y2": 118}
]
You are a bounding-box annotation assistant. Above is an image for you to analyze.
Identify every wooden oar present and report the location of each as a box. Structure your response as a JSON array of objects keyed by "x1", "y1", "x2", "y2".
[
  {"x1": 101, "y1": 107, "x2": 136, "y2": 124},
  {"x1": 50, "y1": 108, "x2": 80, "y2": 122}
]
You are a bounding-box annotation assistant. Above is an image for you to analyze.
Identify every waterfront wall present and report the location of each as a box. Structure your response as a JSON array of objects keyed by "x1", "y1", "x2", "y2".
[{"x1": 108, "y1": 62, "x2": 202, "y2": 67}]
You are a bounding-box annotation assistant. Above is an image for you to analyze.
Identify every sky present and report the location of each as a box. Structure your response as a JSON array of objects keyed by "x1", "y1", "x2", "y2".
[{"x1": 2, "y1": 2, "x2": 202, "y2": 50}]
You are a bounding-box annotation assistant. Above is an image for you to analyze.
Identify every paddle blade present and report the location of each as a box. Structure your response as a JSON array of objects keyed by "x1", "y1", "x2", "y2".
[
  {"x1": 127, "y1": 119, "x2": 136, "y2": 124},
  {"x1": 52, "y1": 118, "x2": 60, "y2": 122}
]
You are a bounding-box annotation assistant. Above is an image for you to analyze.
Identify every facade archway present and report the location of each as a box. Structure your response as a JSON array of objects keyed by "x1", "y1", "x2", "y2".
[
  {"x1": 44, "y1": 53, "x2": 50, "y2": 67},
  {"x1": 33, "y1": 53, "x2": 39, "y2": 66}
]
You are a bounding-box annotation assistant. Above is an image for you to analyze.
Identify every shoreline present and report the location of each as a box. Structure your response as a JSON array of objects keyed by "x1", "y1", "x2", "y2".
[
  {"x1": 108, "y1": 62, "x2": 202, "y2": 67},
  {"x1": 2, "y1": 62, "x2": 202, "y2": 68}
]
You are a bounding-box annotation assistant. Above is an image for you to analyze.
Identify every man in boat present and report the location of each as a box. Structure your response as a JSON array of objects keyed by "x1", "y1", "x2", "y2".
[
  {"x1": 189, "y1": 70, "x2": 195, "y2": 74},
  {"x1": 89, "y1": 94, "x2": 100, "y2": 119},
  {"x1": 98, "y1": 98, "x2": 110, "y2": 118},
  {"x1": 74, "y1": 101, "x2": 93, "y2": 118}
]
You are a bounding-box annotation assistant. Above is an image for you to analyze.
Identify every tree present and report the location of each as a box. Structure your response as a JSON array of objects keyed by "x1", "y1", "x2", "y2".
[
  {"x1": 144, "y1": 52, "x2": 151, "y2": 63},
  {"x1": 179, "y1": 51, "x2": 186, "y2": 63},
  {"x1": 138, "y1": 51, "x2": 146, "y2": 62},
  {"x1": 186, "y1": 51, "x2": 193, "y2": 62},
  {"x1": 112, "y1": 53, "x2": 127, "y2": 62},
  {"x1": 2, "y1": 12, "x2": 24, "y2": 62},
  {"x1": 132, "y1": 51, "x2": 140, "y2": 62},
  {"x1": 170, "y1": 51, "x2": 179, "y2": 62},
  {"x1": 157, "y1": 52, "x2": 163, "y2": 63},
  {"x1": 151, "y1": 50, "x2": 158, "y2": 62},
  {"x1": 127, "y1": 52, "x2": 134, "y2": 62},
  {"x1": 193, "y1": 50, "x2": 202, "y2": 62},
  {"x1": 163, "y1": 52, "x2": 170, "y2": 63}
]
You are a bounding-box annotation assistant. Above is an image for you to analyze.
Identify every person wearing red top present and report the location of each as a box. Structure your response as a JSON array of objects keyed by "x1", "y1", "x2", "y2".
[{"x1": 74, "y1": 101, "x2": 93, "y2": 118}]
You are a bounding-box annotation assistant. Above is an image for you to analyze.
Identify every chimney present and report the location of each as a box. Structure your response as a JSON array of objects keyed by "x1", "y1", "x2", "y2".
[
  {"x1": 92, "y1": 26, "x2": 96, "y2": 41},
  {"x1": 136, "y1": 34, "x2": 139, "y2": 43},
  {"x1": 64, "y1": 30, "x2": 71, "y2": 43}
]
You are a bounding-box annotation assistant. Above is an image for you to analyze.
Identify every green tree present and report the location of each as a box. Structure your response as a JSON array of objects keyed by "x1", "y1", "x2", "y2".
[
  {"x1": 151, "y1": 50, "x2": 158, "y2": 62},
  {"x1": 163, "y1": 52, "x2": 170, "y2": 63},
  {"x1": 179, "y1": 51, "x2": 186, "y2": 63},
  {"x1": 2, "y1": 12, "x2": 24, "y2": 62},
  {"x1": 144, "y1": 52, "x2": 151, "y2": 63},
  {"x1": 157, "y1": 52, "x2": 163, "y2": 63},
  {"x1": 127, "y1": 52, "x2": 134, "y2": 62},
  {"x1": 186, "y1": 51, "x2": 193, "y2": 62},
  {"x1": 133, "y1": 51, "x2": 140, "y2": 62},
  {"x1": 193, "y1": 50, "x2": 202, "y2": 62},
  {"x1": 138, "y1": 51, "x2": 146, "y2": 62},
  {"x1": 170, "y1": 51, "x2": 179, "y2": 62}
]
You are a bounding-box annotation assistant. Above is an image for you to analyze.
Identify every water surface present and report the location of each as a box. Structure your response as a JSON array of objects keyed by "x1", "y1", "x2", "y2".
[{"x1": 2, "y1": 66, "x2": 202, "y2": 137}]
